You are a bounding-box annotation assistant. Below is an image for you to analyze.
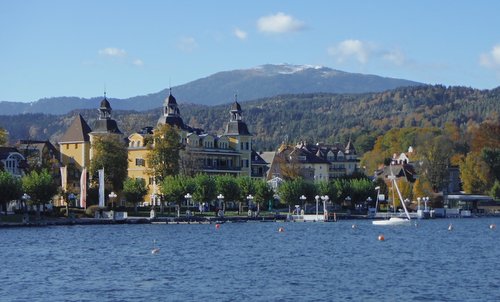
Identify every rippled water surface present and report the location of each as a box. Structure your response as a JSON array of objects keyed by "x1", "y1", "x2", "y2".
[{"x1": 1, "y1": 218, "x2": 500, "y2": 301}]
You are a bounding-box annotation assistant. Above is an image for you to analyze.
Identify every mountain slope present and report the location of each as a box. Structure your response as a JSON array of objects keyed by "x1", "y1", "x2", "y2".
[
  {"x1": 0, "y1": 64, "x2": 423, "y2": 115},
  {"x1": 2, "y1": 85, "x2": 499, "y2": 153}
]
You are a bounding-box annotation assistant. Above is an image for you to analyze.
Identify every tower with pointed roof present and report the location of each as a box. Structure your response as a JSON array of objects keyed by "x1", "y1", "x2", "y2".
[
  {"x1": 223, "y1": 95, "x2": 253, "y2": 176},
  {"x1": 157, "y1": 88, "x2": 185, "y2": 129},
  {"x1": 89, "y1": 93, "x2": 124, "y2": 159}
]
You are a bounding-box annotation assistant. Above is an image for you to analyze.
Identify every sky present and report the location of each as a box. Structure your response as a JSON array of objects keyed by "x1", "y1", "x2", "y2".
[{"x1": 1, "y1": 0, "x2": 500, "y2": 102}]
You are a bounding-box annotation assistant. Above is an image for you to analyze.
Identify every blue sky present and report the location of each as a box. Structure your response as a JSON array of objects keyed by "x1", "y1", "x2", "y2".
[{"x1": 1, "y1": 0, "x2": 500, "y2": 102}]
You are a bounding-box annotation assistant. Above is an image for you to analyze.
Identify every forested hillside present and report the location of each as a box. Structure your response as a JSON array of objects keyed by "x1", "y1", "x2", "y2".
[{"x1": 1, "y1": 85, "x2": 499, "y2": 153}]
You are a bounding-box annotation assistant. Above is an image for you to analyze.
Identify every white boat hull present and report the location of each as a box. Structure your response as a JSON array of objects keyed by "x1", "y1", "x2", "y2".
[{"x1": 372, "y1": 217, "x2": 411, "y2": 226}]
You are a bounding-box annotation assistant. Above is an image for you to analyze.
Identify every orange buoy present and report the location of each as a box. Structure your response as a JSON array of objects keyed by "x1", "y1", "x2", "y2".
[
  {"x1": 215, "y1": 223, "x2": 221, "y2": 229},
  {"x1": 278, "y1": 227, "x2": 285, "y2": 232},
  {"x1": 378, "y1": 234, "x2": 385, "y2": 241},
  {"x1": 490, "y1": 224, "x2": 496, "y2": 229}
]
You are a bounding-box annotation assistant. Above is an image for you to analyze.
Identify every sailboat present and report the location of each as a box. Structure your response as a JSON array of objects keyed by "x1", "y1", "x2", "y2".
[{"x1": 372, "y1": 166, "x2": 411, "y2": 226}]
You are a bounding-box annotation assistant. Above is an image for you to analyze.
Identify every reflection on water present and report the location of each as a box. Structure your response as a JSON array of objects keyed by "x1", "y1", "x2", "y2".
[{"x1": 1, "y1": 218, "x2": 499, "y2": 301}]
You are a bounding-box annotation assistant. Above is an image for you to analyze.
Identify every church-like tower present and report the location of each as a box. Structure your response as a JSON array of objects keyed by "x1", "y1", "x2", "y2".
[
  {"x1": 224, "y1": 95, "x2": 252, "y2": 176},
  {"x1": 89, "y1": 93, "x2": 123, "y2": 160},
  {"x1": 157, "y1": 88, "x2": 185, "y2": 129}
]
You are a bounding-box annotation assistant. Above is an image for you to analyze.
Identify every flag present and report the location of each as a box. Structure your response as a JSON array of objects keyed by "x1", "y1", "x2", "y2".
[
  {"x1": 80, "y1": 168, "x2": 87, "y2": 209},
  {"x1": 60, "y1": 166, "x2": 67, "y2": 192},
  {"x1": 98, "y1": 168, "x2": 105, "y2": 207}
]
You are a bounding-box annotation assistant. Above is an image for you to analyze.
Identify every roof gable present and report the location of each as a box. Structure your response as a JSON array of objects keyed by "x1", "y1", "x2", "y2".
[{"x1": 60, "y1": 114, "x2": 92, "y2": 143}]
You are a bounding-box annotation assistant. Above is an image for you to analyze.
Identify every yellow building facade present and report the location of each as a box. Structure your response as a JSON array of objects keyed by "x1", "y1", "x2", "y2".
[{"x1": 58, "y1": 91, "x2": 267, "y2": 206}]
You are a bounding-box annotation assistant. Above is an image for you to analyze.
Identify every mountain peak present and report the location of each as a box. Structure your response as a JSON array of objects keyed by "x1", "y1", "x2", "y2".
[{"x1": 0, "y1": 64, "x2": 423, "y2": 115}]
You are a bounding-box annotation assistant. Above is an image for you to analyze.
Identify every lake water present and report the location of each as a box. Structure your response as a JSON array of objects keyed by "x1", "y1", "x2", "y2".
[{"x1": 1, "y1": 218, "x2": 499, "y2": 301}]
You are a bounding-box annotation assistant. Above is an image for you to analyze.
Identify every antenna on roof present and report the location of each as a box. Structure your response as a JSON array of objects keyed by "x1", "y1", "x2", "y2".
[{"x1": 104, "y1": 83, "x2": 107, "y2": 98}]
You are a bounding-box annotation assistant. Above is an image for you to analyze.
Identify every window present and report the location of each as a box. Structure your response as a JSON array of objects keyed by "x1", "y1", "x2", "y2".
[
  {"x1": 246, "y1": 142, "x2": 249, "y2": 150},
  {"x1": 135, "y1": 158, "x2": 145, "y2": 166}
]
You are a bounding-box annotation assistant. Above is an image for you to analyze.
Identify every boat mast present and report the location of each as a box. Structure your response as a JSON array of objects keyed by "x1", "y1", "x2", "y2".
[{"x1": 390, "y1": 165, "x2": 411, "y2": 220}]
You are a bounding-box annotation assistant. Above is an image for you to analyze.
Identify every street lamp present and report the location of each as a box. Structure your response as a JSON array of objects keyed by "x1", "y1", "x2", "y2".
[
  {"x1": 423, "y1": 197, "x2": 429, "y2": 212},
  {"x1": 299, "y1": 195, "x2": 306, "y2": 213},
  {"x1": 217, "y1": 194, "x2": 224, "y2": 215},
  {"x1": 321, "y1": 195, "x2": 329, "y2": 220},
  {"x1": 184, "y1": 193, "x2": 192, "y2": 207},
  {"x1": 315, "y1": 195, "x2": 320, "y2": 221},
  {"x1": 108, "y1": 191, "x2": 117, "y2": 209},
  {"x1": 247, "y1": 194, "x2": 254, "y2": 216},
  {"x1": 417, "y1": 197, "x2": 421, "y2": 211}
]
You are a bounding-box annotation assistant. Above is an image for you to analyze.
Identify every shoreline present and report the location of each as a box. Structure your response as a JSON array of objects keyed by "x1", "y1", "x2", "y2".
[{"x1": 1, "y1": 213, "x2": 499, "y2": 228}]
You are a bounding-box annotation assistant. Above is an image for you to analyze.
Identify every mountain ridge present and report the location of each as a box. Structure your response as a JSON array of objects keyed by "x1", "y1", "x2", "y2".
[{"x1": 0, "y1": 64, "x2": 423, "y2": 115}]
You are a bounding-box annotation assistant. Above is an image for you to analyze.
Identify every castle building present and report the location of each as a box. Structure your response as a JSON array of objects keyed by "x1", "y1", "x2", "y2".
[
  {"x1": 126, "y1": 91, "x2": 267, "y2": 203},
  {"x1": 59, "y1": 94, "x2": 122, "y2": 195},
  {"x1": 265, "y1": 141, "x2": 359, "y2": 181},
  {"x1": 58, "y1": 90, "x2": 267, "y2": 206}
]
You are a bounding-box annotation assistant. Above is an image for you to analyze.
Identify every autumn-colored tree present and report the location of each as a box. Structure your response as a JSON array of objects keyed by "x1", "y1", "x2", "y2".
[
  {"x1": 0, "y1": 127, "x2": 8, "y2": 146},
  {"x1": 459, "y1": 152, "x2": 491, "y2": 194},
  {"x1": 470, "y1": 122, "x2": 500, "y2": 153},
  {"x1": 146, "y1": 124, "x2": 182, "y2": 182}
]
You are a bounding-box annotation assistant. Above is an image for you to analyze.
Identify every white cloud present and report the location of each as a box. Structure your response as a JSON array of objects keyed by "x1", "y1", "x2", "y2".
[
  {"x1": 480, "y1": 44, "x2": 500, "y2": 69},
  {"x1": 257, "y1": 12, "x2": 305, "y2": 33},
  {"x1": 98, "y1": 47, "x2": 127, "y2": 57},
  {"x1": 132, "y1": 59, "x2": 144, "y2": 67},
  {"x1": 234, "y1": 28, "x2": 247, "y2": 40},
  {"x1": 177, "y1": 37, "x2": 198, "y2": 52},
  {"x1": 383, "y1": 49, "x2": 406, "y2": 66},
  {"x1": 328, "y1": 40, "x2": 408, "y2": 66},
  {"x1": 328, "y1": 39, "x2": 370, "y2": 64}
]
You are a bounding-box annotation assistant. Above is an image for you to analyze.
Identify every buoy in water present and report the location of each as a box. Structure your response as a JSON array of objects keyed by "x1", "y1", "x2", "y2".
[
  {"x1": 351, "y1": 224, "x2": 357, "y2": 229},
  {"x1": 151, "y1": 240, "x2": 160, "y2": 255},
  {"x1": 378, "y1": 234, "x2": 385, "y2": 241},
  {"x1": 490, "y1": 224, "x2": 496, "y2": 229},
  {"x1": 448, "y1": 223, "x2": 453, "y2": 231},
  {"x1": 215, "y1": 223, "x2": 221, "y2": 229},
  {"x1": 278, "y1": 227, "x2": 285, "y2": 232}
]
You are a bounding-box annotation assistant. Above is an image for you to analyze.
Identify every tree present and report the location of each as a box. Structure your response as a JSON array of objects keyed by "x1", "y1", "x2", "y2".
[
  {"x1": 420, "y1": 135, "x2": 452, "y2": 192},
  {"x1": 237, "y1": 176, "x2": 256, "y2": 213},
  {"x1": 277, "y1": 179, "x2": 309, "y2": 213},
  {"x1": 215, "y1": 175, "x2": 240, "y2": 212},
  {"x1": 481, "y1": 148, "x2": 500, "y2": 182},
  {"x1": 254, "y1": 179, "x2": 275, "y2": 212},
  {"x1": 192, "y1": 174, "x2": 216, "y2": 210},
  {"x1": 146, "y1": 124, "x2": 182, "y2": 182},
  {"x1": 490, "y1": 180, "x2": 500, "y2": 199},
  {"x1": 123, "y1": 178, "x2": 148, "y2": 212},
  {"x1": 22, "y1": 169, "x2": 57, "y2": 218},
  {"x1": 0, "y1": 171, "x2": 22, "y2": 213},
  {"x1": 0, "y1": 127, "x2": 8, "y2": 146},
  {"x1": 89, "y1": 136, "x2": 128, "y2": 191},
  {"x1": 459, "y1": 153, "x2": 491, "y2": 194},
  {"x1": 160, "y1": 175, "x2": 196, "y2": 216}
]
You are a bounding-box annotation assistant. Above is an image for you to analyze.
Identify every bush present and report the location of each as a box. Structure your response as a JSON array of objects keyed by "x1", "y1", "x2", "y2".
[{"x1": 85, "y1": 205, "x2": 102, "y2": 217}]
